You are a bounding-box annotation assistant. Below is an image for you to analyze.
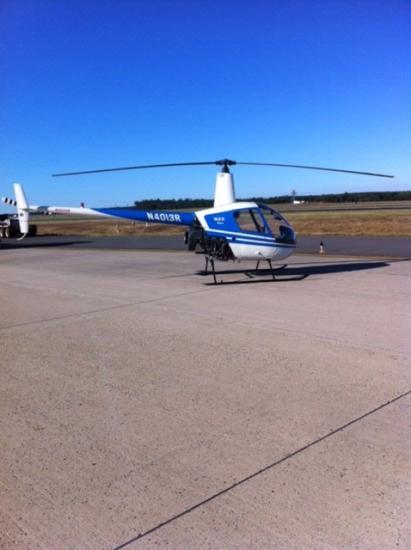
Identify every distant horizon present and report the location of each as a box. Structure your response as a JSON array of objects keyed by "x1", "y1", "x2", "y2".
[
  {"x1": 3, "y1": 185, "x2": 410, "y2": 214},
  {"x1": 123, "y1": 189, "x2": 411, "y2": 209},
  {"x1": 132, "y1": 189, "x2": 410, "y2": 199}
]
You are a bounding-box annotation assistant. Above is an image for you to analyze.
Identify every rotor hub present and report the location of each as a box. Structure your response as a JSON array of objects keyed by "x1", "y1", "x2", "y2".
[{"x1": 215, "y1": 159, "x2": 237, "y2": 173}]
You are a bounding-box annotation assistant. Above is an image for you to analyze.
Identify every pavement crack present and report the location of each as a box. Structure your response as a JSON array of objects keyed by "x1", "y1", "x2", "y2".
[
  {"x1": 0, "y1": 288, "x2": 211, "y2": 332},
  {"x1": 112, "y1": 389, "x2": 411, "y2": 549}
]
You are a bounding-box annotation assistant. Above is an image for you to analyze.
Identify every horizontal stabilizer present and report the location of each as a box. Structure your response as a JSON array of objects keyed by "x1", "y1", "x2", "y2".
[{"x1": 2, "y1": 196, "x2": 17, "y2": 207}]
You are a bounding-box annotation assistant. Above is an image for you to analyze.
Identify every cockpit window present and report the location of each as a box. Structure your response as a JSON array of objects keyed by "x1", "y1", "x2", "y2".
[
  {"x1": 258, "y1": 204, "x2": 296, "y2": 244},
  {"x1": 234, "y1": 208, "x2": 266, "y2": 233}
]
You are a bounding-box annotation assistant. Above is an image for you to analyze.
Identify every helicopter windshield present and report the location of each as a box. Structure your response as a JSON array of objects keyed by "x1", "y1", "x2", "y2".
[
  {"x1": 258, "y1": 204, "x2": 296, "y2": 244},
  {"x1": 234, "y1": 208, "x2": 266, "y2": 233}
]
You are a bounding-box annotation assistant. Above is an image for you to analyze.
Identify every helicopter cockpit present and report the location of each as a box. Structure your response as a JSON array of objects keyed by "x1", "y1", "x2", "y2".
[{"x1": 233, "y1": 204, "x2": 296, "y2": 244}]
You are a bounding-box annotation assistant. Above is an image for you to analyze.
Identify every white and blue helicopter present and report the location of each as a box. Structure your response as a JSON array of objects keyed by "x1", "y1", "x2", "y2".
[{"x1": 3, "y1": 159, "x2": 393, "y2": 283}]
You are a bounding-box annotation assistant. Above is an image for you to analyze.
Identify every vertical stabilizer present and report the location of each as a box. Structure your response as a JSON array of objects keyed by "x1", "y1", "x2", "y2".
[
  {"x1": 213, "y1": 172, "x2": 235, "y2": 207},
  {"x1": 14, "y1": 183, "x2": 29, "y2": 236}
]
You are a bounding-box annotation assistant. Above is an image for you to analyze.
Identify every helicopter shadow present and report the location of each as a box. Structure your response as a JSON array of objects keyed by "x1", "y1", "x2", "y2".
[
  {"x1": 0, "y1": 239, "x2": 94, "y2": 249},
  {"x1": 198, "y1": 259, "x2": 389, "y2": 286}
]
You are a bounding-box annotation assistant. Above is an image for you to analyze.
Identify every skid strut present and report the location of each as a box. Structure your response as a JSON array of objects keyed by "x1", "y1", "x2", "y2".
[
  {"x1": 204, "y1": 256, "x2": 218, "y2": 284},
  {"x1": 210, "y1": 258, "x2": 217, "y2": 284},
  {"x1": 256, "y1": 260, "x2": 287, "y2": 277},
  {"x1": 267, "y1": 259, "x2": 276, "y2": 280}
]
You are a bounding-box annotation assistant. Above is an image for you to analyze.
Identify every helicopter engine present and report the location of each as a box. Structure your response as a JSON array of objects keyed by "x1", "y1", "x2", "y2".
[
  {"x1": 185, "y1": 223, "x2": 234, "y2": 260},
  {"x1": 184, "y1": 223, "x2": 202, "y2": 251},
  {"x1": 202, "y1": 236, "x2": 233, "y2": 261}
]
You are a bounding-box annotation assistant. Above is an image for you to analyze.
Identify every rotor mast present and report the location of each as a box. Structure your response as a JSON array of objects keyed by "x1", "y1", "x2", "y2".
[{"x1": 214, "y1": 159, "x2": 236, "y2": 207}]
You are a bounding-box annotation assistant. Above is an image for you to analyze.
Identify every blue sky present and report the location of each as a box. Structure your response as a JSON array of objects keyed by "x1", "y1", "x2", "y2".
[{"x1": 1, "y1": 0, "x2": 410, "y2": 207}]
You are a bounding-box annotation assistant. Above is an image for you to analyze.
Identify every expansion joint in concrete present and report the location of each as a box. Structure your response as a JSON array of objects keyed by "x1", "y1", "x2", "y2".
[{"x1": 113, "y1": 389, "x2": 411, "y2": 549}]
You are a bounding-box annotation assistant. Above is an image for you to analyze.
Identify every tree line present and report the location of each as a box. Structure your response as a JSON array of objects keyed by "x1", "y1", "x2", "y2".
[{"x1": 133, "y1": 190, "x2": 411, "y2": 209}]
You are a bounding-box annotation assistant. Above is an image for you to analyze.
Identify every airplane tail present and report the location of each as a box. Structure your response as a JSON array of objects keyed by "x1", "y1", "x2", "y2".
[
  {"x1": 2, "y1": 183, "x2": 30, "y2": 239},
  {"x1": 14, "y1": 184, "x2": 30, "y2": 236}
]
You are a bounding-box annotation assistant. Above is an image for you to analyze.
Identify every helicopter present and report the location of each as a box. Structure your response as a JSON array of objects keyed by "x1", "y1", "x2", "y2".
[{"x1": 2, "y1": 159, "x2": 393, "y2": 283}]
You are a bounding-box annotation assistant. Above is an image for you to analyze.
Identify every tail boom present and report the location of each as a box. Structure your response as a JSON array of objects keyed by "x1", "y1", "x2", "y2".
[{"x1": 2, "y1": 185, "x2": 196, "y2": 239}]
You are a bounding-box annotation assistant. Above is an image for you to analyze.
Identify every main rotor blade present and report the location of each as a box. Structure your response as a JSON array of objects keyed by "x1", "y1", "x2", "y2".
[
  {"x1": 52, "y1": 161, "x2": 217, "y2": 177},
  {"x1": 52, "y1": 158, "x2": 394, "y2": 178},
  {"x1": 236, "y1": 162, "x2": 394, "y2": 178}
]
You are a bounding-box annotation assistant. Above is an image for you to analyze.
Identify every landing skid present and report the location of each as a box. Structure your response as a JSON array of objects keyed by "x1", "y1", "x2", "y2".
[
  {"x1": 256, "y1": 260, "x2": 288, "y2": 279},
  {"x1": 204, "y1": 256, "x2": 288, "y2": 284}
]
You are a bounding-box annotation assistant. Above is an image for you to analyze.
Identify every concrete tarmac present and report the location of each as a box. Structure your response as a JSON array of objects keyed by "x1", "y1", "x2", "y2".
[
  {"x1": 1, "y1": 234, "x2": 410, "y2": 258},
  {"x1": 0, "y1": 247, "x2": 410, "y2": 549}
]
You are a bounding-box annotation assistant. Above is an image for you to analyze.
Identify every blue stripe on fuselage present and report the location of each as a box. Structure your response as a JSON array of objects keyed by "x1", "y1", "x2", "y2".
[
  {"x1": 94, "y1": 208, "x2": 195, "y2": 226},
  {"x1": 231, "y1": 239, "x2": 296, "y2": 248},
  {"x1": 206, "y1": 230, "x2": 295, "y2": 248}
]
